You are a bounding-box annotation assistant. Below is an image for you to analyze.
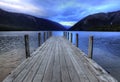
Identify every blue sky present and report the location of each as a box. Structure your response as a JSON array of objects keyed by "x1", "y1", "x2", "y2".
[{"x1": 0, "y1": 0, "x2": 120, "y2": 28}]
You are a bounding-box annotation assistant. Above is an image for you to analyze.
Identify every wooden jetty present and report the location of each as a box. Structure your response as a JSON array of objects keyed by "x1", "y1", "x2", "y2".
[{"x1": 3, "y1": 36, "x2": 117, "y2": 82}]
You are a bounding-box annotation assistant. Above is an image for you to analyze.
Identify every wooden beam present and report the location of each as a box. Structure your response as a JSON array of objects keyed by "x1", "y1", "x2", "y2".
[
  {"x1": 76, "y1": 33, "x2": 78, "y2": 47},
  {"x1": 88, "y1": 36, "x2": 94, "y2": 59},
  {"x1": 63, "y1": 32, "x2": 65, "y2": 37},
  {"x1": 38, "y1": 33, "x2": 41, "y2": 47},
  {"x1": 48, "y1": 31, "x2": 51, "y2": 38},
  {"x1": 68, "y1": 32, "x2": 69, "y2": 40},
  {"x1": 50, "y1": 31, "x2": 52, "y2": 37},
  {"x1": 70, "y1": 33, "x2": 73, "y2": 43},
  {"x1": 44, "y1": 32, "x2": 46, "y2": 42},
  {"x1": 24, "y1": 34, "x2": 30, "y2": 58},
  {"x1": 47, "y1": 31, "x2": 49, "y2": 39}
]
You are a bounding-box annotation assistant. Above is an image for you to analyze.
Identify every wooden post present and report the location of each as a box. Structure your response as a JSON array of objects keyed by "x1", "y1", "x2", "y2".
[
  {"x1": 76, "y1": 33, "x2": 78, "y2": 47},
  {"x1": 70, "y1": 33, "x2": 73, "y2": 43},
  {"x1": 63, "y1": 32, "x2": 65, "y2": 37},
  {"x1": 68, "y1": 32, "x2": 69, "y2": 40},
  {"x1": 50, "y1": 31, "x2": 52, "y2": 37},
  {"x1": 65, "y1": 32, "x2": 67, "y2": 38},
  {"x1": 64, "y1": 32, "x2": 66, "y2": 38},
  {"x1": 38, "y1": 33, "x2": 41, "y2": 47},
  {"x1": 47, "y1": 31, "x2": 49, "y2": 39},
  {"x1": 46, "y1": 32, "x2": 48, "y2": 39},
  {"x1": 66, "y1": 32, "x2": 67, "y2": 39},
  {"x1": 44, "y1": 32, "x2": 46, "y2": 42},
  {"x1": 24, "y1": 35, "x2": 30, "y2": 58},
  {"x1": 48, "y1": 31, "x2": 50, "y2": 38},
  {"x1": 88, "y1": 36, "x2": 94, "y2": 59},
  {"x1": 49, "y1": 31, "x2": 51, "y2": 38}
]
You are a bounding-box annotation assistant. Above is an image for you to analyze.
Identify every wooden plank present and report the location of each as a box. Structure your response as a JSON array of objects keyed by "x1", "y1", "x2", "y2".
[
  {"x1": 13, "y1": 38, "x2": 54, "y2": 82},
  {"x1": 85, "y1": 58, "x2": 118, "y2": 82},
  {"x1": 52, "y1": 39, "x2": 61, "y2": 82},
  {"x1": 42, "y1": 41, "x2": 55, "y2": 82},
  {"x1": 3, "y1": 37, "x2": 52, "y2": 82},
  {"x1": 22, "y1": 40, "x2": 52, "y2": 82},
  {"x1": 62, "y1": 37, "x2": 117, "y2": 82},
  {"x1": 33, "y1": 38, "x2": 56, "y2": 82},
  {"x1": 60, "y1": 37, "x2": 90, "y2": 82},
  {"x1": 3, "y1": 37, "x2": 118, "y2": 82},
  {"x1": 59, "y1": 38, "x2": 72, "y2": 82},
  {"x1": 63, "y1": 38, "x2": 98, "y2": 82},
  {"x1": 61, "y1": 39, "x2": 80, "y2": 82}
]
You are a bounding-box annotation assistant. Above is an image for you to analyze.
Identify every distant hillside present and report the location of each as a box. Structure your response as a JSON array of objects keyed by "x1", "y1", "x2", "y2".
[
  {"x1": 69, "y1": 11, "x2": 120, "y2": 31},
  {"x1": 0, "y1": 9, "x2": 66, "y2": 31}
]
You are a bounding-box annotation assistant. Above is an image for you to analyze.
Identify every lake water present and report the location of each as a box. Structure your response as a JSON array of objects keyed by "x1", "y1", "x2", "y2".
[{"x1": 0, "y1": 31, "x2": 120, "y2": 81}]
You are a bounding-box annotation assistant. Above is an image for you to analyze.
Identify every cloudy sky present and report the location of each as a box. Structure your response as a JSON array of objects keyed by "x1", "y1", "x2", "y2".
[{"x1": 0, "y1": 0, "x2": 120, "y2": 28}]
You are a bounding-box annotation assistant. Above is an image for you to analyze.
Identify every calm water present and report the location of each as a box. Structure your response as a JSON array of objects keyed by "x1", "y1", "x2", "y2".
[{"x1": 0, "y1": 31, "x2": 120, "y2": 81}]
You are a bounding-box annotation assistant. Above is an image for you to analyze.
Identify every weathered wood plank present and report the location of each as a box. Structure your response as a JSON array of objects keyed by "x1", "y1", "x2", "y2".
[
  {"x1": 52, "y1": 40, "x2": 61, "y2": 82},
  {"x1": 61, "y1": 40, "x2": 80, "y2": 82},
  {"x1": 22, "y1": 39, "x2": 53, "y2": 82},
  {"x1": 3, "y1": 36, "x2": 118, "y2": 82},
  {"x1": 63, "y1": 37, "x2": 117, "y2": 82},
  {"x1": 13, "y1": 38, "x2": 54, "y2": 82},
  {"x1": 3, "y1": 38, "x2": 52, "y2": 82},
  {"x1": 62, "y1": 38, "x2": 98, "y2": 82},
  {"x1": 42, "y1": 42, "x2": 55, "y2": 82},
  {"x1": 60, "y1": 37, "x2": 90, "y2": 82},
  {"x1": 33, "y1": 37, "x2": 56, "y2": 82},
  {"x1": 59, "y1": 39, "x2": 72, "y2": 82}
]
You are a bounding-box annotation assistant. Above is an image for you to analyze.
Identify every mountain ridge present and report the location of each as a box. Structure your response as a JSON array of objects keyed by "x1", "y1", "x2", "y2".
[
  {"x1": 0, "y1": 9, "x2": 66, "y2": 31},
  {"x1": 69, "y1": 10, "x2": 120, "y2": 31}
]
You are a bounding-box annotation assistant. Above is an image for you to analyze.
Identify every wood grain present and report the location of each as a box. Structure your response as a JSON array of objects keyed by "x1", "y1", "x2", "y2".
[{"x1": 3, "y1": 37, "x2": 118, "y2": 82}]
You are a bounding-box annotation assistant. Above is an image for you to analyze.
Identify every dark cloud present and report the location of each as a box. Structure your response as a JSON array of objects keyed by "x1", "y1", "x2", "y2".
[{"x1": 0, "y1": 0, "x2": 120, "y2": 26}]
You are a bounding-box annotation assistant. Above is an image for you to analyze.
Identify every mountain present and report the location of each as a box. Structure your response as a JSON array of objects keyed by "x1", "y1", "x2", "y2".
[
  {"x1": 0, "y1": 9, "x2": 66, "y2": 31},
  {"x1": 69, "y1": 11, "x2": 120, "y2": 31}
]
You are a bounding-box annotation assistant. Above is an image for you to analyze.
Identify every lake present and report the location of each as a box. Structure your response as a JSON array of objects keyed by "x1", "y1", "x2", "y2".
[{"x1": 0, "y1": 31, "x2": 120, "y2": 81}]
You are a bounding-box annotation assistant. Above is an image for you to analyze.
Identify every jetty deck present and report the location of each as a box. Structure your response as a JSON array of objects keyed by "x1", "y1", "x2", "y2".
[{"x1": 3, "y1": 36, "x2": 117, "y2": 82}]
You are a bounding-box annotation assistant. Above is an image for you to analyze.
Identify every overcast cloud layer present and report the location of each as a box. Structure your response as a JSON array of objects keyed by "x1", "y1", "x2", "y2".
[{"x1": 0, "y1": 0, "x2": 120, "y2": 27}]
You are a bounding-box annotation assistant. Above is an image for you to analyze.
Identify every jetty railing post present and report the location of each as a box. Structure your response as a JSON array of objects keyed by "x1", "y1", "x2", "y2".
[
  {"x1": 63, "y1": 32, "x2": 65, "y2": 37},
  {"x1": 46, "y1": 32, "x2": 47, "y2": 40},
  {"x1": 48, "y1": 31, "x2": 50, "y2": 38},
  {"x1": 70, "y1": 33, "x2": 73, "y2": 43},
  {"x1": 65, "y1": 32, "x2": 67, "y2": 38},
  {"x1": 76, "y1": 33, "x2": 79, "y2": 47},
  {"x1": 47, "y1": 31, "x2": 48, "y2": 39},
  {"x1": 68, "y1": 32, "x2": 69, "y2": 40},
  {"x1": 44, "y1": 32, "x2": 46, "y2": 42},
  {"x1": 49, "y1": 31, "x2": 51, "y2": 38},
  {"x1": 88, "y1": 36, "x2": 94, "y2": 59},
  {"x1": 24, "y1": 34, "x2": 30, "y2": 58},
  {"x1": 50, "y1": 31, "x2": 52, "y2": 37},
  {"x1": 66, "y1": 32, "x2": 67, "y2": 39},
  {"x1": 38, "y1": 33, "x2": 41, "y2": 47},
  {"x1": 47, "y1": 31, "x2": 49, "y2": 39},
  {"x1": 64, "y1": 32, "x2": 66, "y2": 38},
  {"x1": 66, "y1": 32, "x2": 67, "y2": 38}
]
